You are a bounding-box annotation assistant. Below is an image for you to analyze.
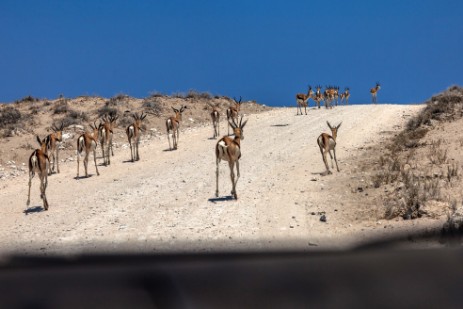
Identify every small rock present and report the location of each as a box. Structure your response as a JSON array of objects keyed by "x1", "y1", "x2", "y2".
[{"x1": 320, "y1": 215, "x2": 327, "y2": 222}]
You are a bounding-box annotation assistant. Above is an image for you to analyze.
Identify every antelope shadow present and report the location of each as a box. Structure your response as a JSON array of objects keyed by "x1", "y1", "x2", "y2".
[{"x1": 24, "y1": 206, "x2": 45, "y2": 214}]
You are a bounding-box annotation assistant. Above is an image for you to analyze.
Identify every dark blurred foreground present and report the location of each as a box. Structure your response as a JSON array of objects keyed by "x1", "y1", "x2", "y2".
[{"x1": 0, "y1": 235, "x2": 463, "y2": 309}]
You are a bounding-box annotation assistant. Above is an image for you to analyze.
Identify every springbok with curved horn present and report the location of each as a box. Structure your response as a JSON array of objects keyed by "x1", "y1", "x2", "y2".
[
  {"x1": 370, "y1": 82, "x2": 381, "y2": 103},
  {"x1": 44, "y1": 121, "x2": 64, "y2": 174},
  {"x1": 209, "y1": 103, "x2": 221, "y2": 139},
  {"x1": 99, "y1": 114, "x2": 118, "y2": 165},
  {"x1": 77, "y1": 121, "x2": 100, "y2": 178},
  {"x1": 295, "y1": 85, "x2": 313, "y2": 115},
  {"x1": 317, "y1": 121, "x2": 342, "y2": 175},
  {"x1": 27, "y1": 136, "x2": 50, "y2": 210},
  {"x1": 166, "y1": 106, "x2": 186, "y2": 150},
  {"x1": 215, "y1": 116, "x2": 248, "y2": 199},
  {"x1": 226, "y1": 97, "x2": 242, "y2": 135},
  {"x1": 126, "y1": 112, "x2": 147, "y2": 162}
]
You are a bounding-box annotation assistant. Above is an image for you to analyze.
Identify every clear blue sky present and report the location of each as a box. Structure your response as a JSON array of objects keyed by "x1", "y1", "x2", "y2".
[{"x1": 1, "y1": 0, "x2": 462, "y2": 106}]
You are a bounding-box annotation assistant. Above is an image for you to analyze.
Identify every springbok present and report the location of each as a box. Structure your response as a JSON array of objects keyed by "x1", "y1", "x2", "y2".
[
  {"x1": 370, "y1": 82, "x2": 381, "y2": 103},
  {"x1": 126, "y1": 112, "x2": 147, "y2": 162},
  {"x1": 77, "y1": 121, "x2": 100, "y2": 178},
  {"x1": 215, "y1": 116, "x2": 248, "y2": 199},
  {"x1": 313, "y1": 85, "x2": 324, "y2": 109},
  {"x1": 44, "y1": 122, "x2": 64, "y2": 174},
  {"x1": 166, "y1": 106, "x2": 186, "y2": 150},
  {"x1": 324, "y1": 86, "x2": 336, "y2": 109},
  {"x1": 99, "y1": 114, "x2": 118, "y2": 165},
  {"x1": 295, "y1": 86, "x2": 313, "y2": 115},
  {"x1": 27, "y1": 136, "x2": 50, "y2": 210},
  {"x1": 317, "y1": 121, "x2": 342, "y2": 175},
  {"x1": 226, "y1": 97, "x2": 242, "y2": 135},
  {"x1": 334, "y1": 86, "x2": 340, "y2": 106},
  {"x1": 340, "y1": 87, "x2": 350, "y2": 105},
  {"x1": 209, "y1": 103, "x2": 220, "y2": 139}
]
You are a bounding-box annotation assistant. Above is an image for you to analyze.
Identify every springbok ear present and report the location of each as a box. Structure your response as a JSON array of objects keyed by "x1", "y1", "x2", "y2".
[
  {"x1": 241, "y1": 120, "x2": 248, "y2": 129},
  {"x1": 180, "y1": 105, "x2": 187, "y2": 112},
  {"x1": 36, "y1": 135, "x2": 42, "y2": 145},
  {"x1": 337, "y1": 122, "x2": 342, "y2": 129},
  {"x1": 326, "y1": 121, "x2": 333, "y2": 129}
]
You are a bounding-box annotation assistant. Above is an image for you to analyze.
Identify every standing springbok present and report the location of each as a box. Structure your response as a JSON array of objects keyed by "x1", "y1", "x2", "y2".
[
  {"x1": 295, "y1": 86, "x2": 313, "y2": 115},
  {"x1": 209, "y1": 103, "x2": 220, "y2": 139},
  {"x1": 44, "y1": 122, "x2": 64, "y2": 174},
  {"x1": 340, "y1": 87, "x2": 350, "y2": 105},
  {"x1": 313, "y1": 85, "x2": 324, "y2": 109},
  {"x1": 324, "y1": 86, "x2": 336, "y2": 109},
  {"x1": 370, "y1": 82, "x2": 381, "y2": 103},
  {"x1": 27, "y1": 136, "x2": 50, "y2": 210},
  {"x1": 99, "y1": 114, "x2": 118, "y2": 166},
  {"x1": 215, "y1": 116, "x2": 248, "y2": 199},
  {"x1": 317, "y1": 121, "x2": 342, "y2": 175},
  {"x1": 76, "y1": 121, "x2": 100, "y2": 178},
  {"x1": 166, "y1": 106, "x2": 186, "y2": 150},
  {"x1": 226, "y1": 97, "x2": 242, "y2": 135},
  {"x1": 126, "y1": 112, "x2": 147, "y2": 162}
]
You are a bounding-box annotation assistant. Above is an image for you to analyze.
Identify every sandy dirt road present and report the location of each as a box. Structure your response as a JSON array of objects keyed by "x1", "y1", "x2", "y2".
[{"x1": 0, "y1": 104, "x2": 429, "y2": 256}]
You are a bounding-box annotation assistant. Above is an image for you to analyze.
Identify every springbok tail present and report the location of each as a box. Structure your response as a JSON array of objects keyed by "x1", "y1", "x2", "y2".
[{"x1": 77, "y1": 136, "x2": 85, "y2": 154}]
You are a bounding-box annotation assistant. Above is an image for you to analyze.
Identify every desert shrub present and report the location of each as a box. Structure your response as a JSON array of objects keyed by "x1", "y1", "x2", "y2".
[
  {"x1": 441, "y1": 199, "x2": 463, "y2": 240},
  {"x1": 97, "y1": 105, "x2": 118, "y2": 118},
  {"x1": 0, "y1": 106, "x2": 22, "y2": 126},
  {"x1": 53, "y1": 100, "x2": 70, "y2": 114},
  {"x1": 118, "y1": 114, "x2": 134, "y2": 128},
  {"x1": 148, "y1": 91, "x2": 165, "y2": 98},
  {"x1": 106, "y1": 93, "x2": 129, "y2": 107},
  {"x1": 142, "y1": 97, "x2": 162, "y2": 116},
  {"x1": 186, "y1": 89, "x2": 212, "y2": 100},
  {"x1": 61, "y1": 109, "x2": 89, "y2": 126},
  {"x1": 392, "y1": 128, "x2": 428, "y2": 151},
  {"x1": 447, "y1": 163, "x2": 460, "y2": 182},
  {"x1": 385, "y1": 171, "x2": 429, "y2": 220},
  {"x1": 427, "y1": 141, "x2": 448, "y2": 165},
  {"x1": 423, "y1": 178, "x2": 441, "y2": 200},
  {"x1": 15, "y1": 95, "x2": 39, "y2": 104},
  {"x1": 29, "y1": 104, "x2": 40, "y2": 115}
]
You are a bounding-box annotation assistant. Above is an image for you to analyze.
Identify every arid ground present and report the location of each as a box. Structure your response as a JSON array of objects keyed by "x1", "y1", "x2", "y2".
[{"x1": 1, "y1": 93, "x2": 461, "y2": 256}]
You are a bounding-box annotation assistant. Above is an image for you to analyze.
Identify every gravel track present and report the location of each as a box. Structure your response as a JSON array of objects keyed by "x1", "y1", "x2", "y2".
[{"x1": 0, "y1": 104, "x2": 424, "y2": 255}]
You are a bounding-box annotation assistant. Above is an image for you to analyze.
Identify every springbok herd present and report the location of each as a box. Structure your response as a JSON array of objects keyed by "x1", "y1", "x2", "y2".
[
  {"x1": 296, "y1": 83, "x2": 381, "y2": 115},
  {"x1": 26, "y1": 84, "x2": 381, "y2": 211}
]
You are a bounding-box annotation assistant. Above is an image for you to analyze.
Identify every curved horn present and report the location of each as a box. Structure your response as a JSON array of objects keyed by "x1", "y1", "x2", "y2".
[{"x1": 233, "y1": 96, "x2": 242, "y2": 104}]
